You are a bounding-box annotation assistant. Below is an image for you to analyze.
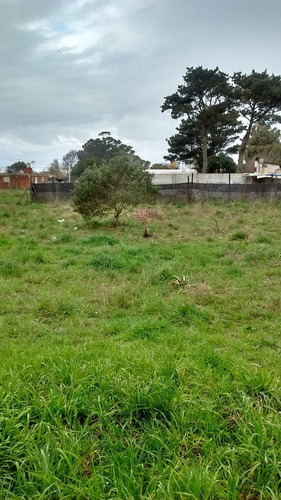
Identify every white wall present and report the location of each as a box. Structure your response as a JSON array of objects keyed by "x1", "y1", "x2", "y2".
[
  {"x1": 148, "y1": 170, "x2": 194, "y2": 185},
  {"x1": 192, "y1": 173, "x2": 246, "y2": 184},
  {"x1": 148, "y1": 170, "x2": 246, "y2": 185}
]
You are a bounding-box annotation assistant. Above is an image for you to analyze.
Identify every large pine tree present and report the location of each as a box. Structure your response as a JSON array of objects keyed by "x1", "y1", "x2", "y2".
[
  {"x1": 233, "y1": 70, "x2": 281, "y2": 171},
  {"x1": 161, "y1": 67, "x2": 241, "y2": 172}
]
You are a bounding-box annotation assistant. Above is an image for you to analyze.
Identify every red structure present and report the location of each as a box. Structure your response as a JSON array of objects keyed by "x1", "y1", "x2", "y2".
[{"x1": 0, "y1": 167, "x2": 48, "y2": 189}]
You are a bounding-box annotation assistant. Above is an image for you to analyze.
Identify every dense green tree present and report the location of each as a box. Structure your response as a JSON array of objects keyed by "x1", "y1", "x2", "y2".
[
  {"x1": 164, "y1": 118, "x2": 203, "y2": 168},
  {"x1": 233, "y1": 70, "x2": 281, "y2": 171},
  {"x1": 161, "y1": 67, "x2": 241, "y2": 172},
  {"x1": 73, "y1": 157, "x2": 157, "y2": 226},
  {"x1": 164, "y1": 114, "x2": 240, "y2": 171},
  {"x1": 73, "y1": 132, "x2": 149, "y2": 178},
  {"x1": 6, "y1": 161, "x2": 26, "y2": 173},
  {"x1": 208, "y1": 153, "x2": 236, "y2": 173},
  {"x1": 71, "y1": 158, "x2": 99, "y2": 179},
  {"x1": 77, "y1": 131, "x2": 134, "y2": 162},
  {"x1": 244, "y1": 125, "x2": 281, "y2": 164}
]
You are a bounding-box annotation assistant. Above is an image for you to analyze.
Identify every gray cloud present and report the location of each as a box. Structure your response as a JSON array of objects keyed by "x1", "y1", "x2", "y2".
[{"x1": 1, "y1": 0, "x2": 281, "y2": 170}]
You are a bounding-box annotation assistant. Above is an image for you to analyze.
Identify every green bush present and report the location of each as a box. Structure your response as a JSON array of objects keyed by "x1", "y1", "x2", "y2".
[{"x1": 73, "y1": 157, "x2": 158, "y2": 225}]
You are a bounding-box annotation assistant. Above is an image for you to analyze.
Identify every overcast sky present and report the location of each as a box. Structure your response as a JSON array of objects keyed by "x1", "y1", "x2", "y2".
[{"x1": 1, "y1": 0, "x2": 281, "y2": 171}]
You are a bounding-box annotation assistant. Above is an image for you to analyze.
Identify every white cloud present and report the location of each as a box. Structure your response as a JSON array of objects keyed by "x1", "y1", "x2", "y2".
[{"x1": 1, "y1": 0, "x2": 281, "y2": 170}]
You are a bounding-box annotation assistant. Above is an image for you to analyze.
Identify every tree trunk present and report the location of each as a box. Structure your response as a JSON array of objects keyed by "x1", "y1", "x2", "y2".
[
  {"x1": 237, "y1": 121, "x2": 253, "y2": 172},
  {"x1": 114, "y1": 213, "x2": 120, "y2": 226},
  {"x1": 201, "y1": 126, "x2": 208, "y2": 173},
  {"x1": 114, "y1": 205, "x2": 123, "y2": 226}
]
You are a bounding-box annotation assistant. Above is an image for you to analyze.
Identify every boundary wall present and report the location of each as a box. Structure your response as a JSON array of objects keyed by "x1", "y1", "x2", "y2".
[
  {"x1": 158, "y1": 180, "x2": 281, "y2": 201},
  {"x1": 24, "y1": 174, "x2": 281, "y2": 203},
  {"x1": 31, "y1": 182, "x2": 74, "y2": 202}
]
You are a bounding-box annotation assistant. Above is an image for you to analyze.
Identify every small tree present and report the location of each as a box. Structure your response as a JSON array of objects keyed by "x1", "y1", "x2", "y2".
[
  {"x1": 6, "y1": 161, "x2": 26, "y2": 173},
  {"x1": 62, "y1": 150, "x2": 78, "y2": 180},
  {"x1": 244, "y1": 124, "x2": 281, "y2": 164},
  {"x1": 73, "y1": 157, "x2": 158, "y2": 226},
  {"x1": 48, "y1": 159, "x2": 64, "y2": 178}
]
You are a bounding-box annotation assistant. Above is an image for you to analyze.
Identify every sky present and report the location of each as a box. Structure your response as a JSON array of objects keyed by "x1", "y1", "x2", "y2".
[{"x1": 1, "y1": 0, "x2": 281, "y2": 172}]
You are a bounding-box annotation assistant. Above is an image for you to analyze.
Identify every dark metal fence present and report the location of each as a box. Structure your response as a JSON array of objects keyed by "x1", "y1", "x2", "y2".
[
  {"x1": 31, "y1": 182, "x2": 74, "y2": 202},
  {"x1": 30, "y1": 178, "x2": 281, "y2": 204},
  {"x1": 158, "y1": 181, "x2": 281, "y2": 201}
]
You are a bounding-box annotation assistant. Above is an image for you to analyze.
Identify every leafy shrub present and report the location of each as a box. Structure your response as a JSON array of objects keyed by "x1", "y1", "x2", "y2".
[{"x1": 73, "y1": 157, "x2": 157, "y2": 225}]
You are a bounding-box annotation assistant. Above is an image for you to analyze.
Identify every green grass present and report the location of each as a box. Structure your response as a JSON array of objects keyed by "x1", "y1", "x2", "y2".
[{"x1": 0, "y1": 190, "x2": 280, "y2": 499}]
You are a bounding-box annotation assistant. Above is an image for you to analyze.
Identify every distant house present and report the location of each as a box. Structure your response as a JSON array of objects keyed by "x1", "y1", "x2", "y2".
[
  {"x1": 0, "y1": 165, "x2": 49, "y2": 189},
  {"x1": 244, "y1": 157, "x2": 281, "y2": 183}
]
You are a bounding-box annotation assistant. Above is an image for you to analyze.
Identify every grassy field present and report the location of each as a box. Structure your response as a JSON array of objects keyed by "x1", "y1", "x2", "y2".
[{"x1": 0, "y1": 189, "x2": 280, "y2": 499}]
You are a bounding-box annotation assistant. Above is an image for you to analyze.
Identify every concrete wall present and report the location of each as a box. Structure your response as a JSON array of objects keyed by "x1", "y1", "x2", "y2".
[
  {"x1": 148, "y1": 170, "x2": 194, "y2": 185},
  {"x1": 148, "y1": 171, "x2": 247, "y2": 186},
  {"x1": 192, "y1": 173, "x2": 246, "y2": 184}
]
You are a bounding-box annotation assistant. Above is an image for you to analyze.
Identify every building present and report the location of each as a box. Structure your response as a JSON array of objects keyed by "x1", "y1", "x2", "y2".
[
  {"x1": 244, "y1": 157, "x2": 281, "y2": 183},
  {"x1": 0, "y1": 165, "x2": 48, "y2": 189}
]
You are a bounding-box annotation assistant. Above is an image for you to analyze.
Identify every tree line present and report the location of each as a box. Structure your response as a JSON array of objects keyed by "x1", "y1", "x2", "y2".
[
  {"x1": 162, "y1": 67, "x2": 281, "y2": 173},
  {"x1": 4, "y1": 67, "x2": 281, "y2": 227},
  {"x1": 5, "y1": 67, "x2": 281, "y2": 176},
  {"x1": 46, "y1": 68, "x2": 281, "y2": 175}
]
